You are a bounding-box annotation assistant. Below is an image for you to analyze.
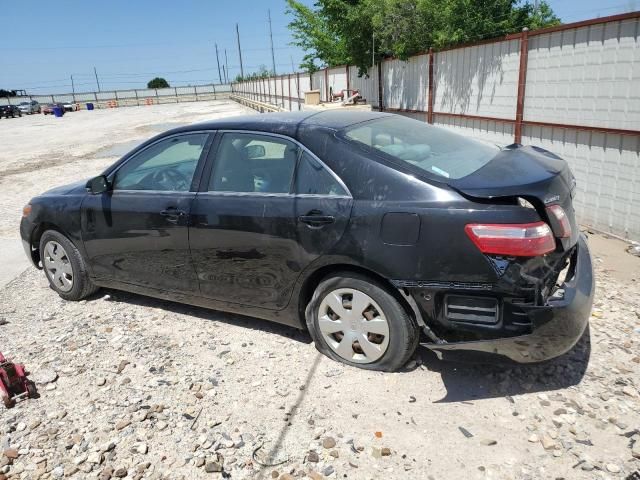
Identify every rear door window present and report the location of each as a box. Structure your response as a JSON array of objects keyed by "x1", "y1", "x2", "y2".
[{"x1": 209, "y1": 132, "x2": 299, "y2": 194}]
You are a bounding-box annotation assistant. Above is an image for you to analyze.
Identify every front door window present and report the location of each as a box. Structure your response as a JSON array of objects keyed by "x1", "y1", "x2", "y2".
[{"x1": 113, "y1": 133, "x2": 208, "y2": 192}]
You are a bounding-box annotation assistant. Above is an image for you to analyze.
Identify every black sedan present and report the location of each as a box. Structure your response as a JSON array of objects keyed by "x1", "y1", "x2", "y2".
[
  {"x1": 0, "y1": 104, "x2": 22, "y2": 118},
  {"x1": 20, "y1": 111, "x2": 594, "y2": 371}
]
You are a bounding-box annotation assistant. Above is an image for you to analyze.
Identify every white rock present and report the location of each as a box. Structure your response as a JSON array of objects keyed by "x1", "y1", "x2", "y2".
[{"x1": 87, "y1": 452, "x2": 102, "y2": 464}]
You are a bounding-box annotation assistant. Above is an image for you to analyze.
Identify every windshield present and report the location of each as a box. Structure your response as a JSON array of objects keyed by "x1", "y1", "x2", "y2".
[
  {"x1": 19, "y1": 102, "x2": 29, "y2": 105},
  {"x1": 342, "y1": 116, "x2": 500, "y2": 180}
]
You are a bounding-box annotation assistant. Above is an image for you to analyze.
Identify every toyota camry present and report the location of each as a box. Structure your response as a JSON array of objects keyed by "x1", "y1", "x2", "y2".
[{"x1": 20, "y1": 111, "x2": 594, "y2": 371}]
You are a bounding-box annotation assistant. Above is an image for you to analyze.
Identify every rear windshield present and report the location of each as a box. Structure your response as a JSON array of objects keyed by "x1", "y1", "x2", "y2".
[{"x1": 342, "y1": 116, "x2": 499, "y2": 180}]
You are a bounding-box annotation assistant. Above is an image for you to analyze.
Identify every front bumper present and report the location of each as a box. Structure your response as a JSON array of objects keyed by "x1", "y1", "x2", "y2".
[
  {"x1": 20, "y1": 216, "x2": 40, "y2": 268},
  {"x1": 424, "y1": 233, "x2": 594, "y2": 363}
]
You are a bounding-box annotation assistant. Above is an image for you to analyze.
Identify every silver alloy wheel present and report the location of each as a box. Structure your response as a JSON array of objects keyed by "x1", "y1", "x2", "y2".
[
  {"x1": 43, "y1": 240, "x2": 73, "y2": 292},
  {"x1": 317, "y1": 288, "x2": 390, "y2": 363}
]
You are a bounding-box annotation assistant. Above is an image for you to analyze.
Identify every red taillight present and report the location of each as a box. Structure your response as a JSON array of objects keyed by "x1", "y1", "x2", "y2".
[
  {"x1": 465, "y1": 222, "x2": 556, "y2": 257},
  {"x1": 546, "y1": 205, "x2": 571, "y2": 238}
]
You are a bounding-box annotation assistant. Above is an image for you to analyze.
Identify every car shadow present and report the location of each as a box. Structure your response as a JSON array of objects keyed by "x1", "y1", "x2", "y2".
[
  {"x1": 87, "y1": 289, "x2": 590, "y2": 403},
  {"x1": 412, "y1": 326, "x2": 592, "y2": 403},
  {"x1": 91, "y1": 288, "x2": 313, "y2": 345}
]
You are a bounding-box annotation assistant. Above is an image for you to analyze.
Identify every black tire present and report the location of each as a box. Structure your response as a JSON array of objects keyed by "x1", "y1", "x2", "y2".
[
  {"x1": 306, "y1": 272, "x2": 419, "y2": 372},
  {"x1": 39, "y1": 229, "x2": 99, "y2": 301},
  {"x1": 26, "y1": 381, "x2": 38, "y2": 398},
  {"x1": 2, "y1": 395, "x2": 14, "y2": 409}
]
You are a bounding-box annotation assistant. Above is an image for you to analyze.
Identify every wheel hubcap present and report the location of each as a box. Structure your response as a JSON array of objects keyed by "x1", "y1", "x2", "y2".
[
  {"x1": 43, "y1": 241, "x2": 73, "y2": 292},
  {"x1": 317, "y1": 288, "x2": 390, "y2": 363}
]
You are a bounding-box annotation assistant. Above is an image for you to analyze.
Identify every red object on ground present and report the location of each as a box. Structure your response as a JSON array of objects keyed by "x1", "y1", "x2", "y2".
[{"x1": 0, "y1": 352, "x2": 37, "y2": 408}]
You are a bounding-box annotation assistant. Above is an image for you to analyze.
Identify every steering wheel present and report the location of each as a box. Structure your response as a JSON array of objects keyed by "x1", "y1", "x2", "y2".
[{"x1": 150, "y1": 167, "x2": 190, "y2": 191}]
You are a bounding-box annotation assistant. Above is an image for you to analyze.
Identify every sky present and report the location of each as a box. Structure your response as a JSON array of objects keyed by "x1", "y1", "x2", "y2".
[{"x1": 0, "y1": 0, "x2": 637, "y2": 95}]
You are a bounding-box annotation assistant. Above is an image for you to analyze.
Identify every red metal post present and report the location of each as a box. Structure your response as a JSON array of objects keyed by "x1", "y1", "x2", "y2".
[
  {"x1": 297, "y1": 72, "x2": 302, "y2": 110},
  {"x1": 281, "y1": 76, "x2": 285, "y2": 107},
  {"x1": 514, "y1": 30, "x2": 529, "y2": 144},
  {"x1": 324, "y1": 68, "x2": 329, "y2": 102},
  {"x1": 377, "y1": 62, "x2": 383, "y2": 111},
  {"x1": 427, "y1": 48, "x2": 434, "y2": 124}
]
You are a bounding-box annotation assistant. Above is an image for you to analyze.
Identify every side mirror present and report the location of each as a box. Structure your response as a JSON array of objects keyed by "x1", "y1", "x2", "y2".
[
  {"x1": 86, "y1": 175, "x2": 110, "y2": 194},
  {"x1": 246, "y1": 144, "x2": 265, "y2": 159}
]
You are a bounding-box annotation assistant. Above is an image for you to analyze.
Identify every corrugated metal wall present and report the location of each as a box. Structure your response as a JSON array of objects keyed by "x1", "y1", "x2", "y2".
[
  {"x1": 311, "y1": 70, "x2": 325, "y2": 101},
  {"x1": 525, "y1": 17, "x2": 640, "y2": 130},
  {"x1": 327, "y1": 67, "x2": 348, "y2": 97},
  {"x1": 349, "y1": 66, "x2": 379, "y2": 107},
  {"x1": 433, "y1": 115, "x2": 516, "y2": 145},
  {"x1": 383, "y1": 55, "x2": 429, "y2": 111},
  {"x1": 522, "y1": 126, "x2": 640, "y2": 240},
  {"x1": 434, "y1": 39, "x2": 520, "y2": 119}
]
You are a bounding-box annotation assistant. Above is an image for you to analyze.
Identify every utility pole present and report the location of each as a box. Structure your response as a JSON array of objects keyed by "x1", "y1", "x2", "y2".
[
  {"x1": 70, "y1": 75, "x2": 75, "y2": 94},
  {"x1": 93, "y1": 66, "x2": 101, "y2": 92},
  {"x1": 236, "y1": 23, "x2": 244, "y2": 80},
  {"x1": 215, "y1": 43, "x2": 223, "y2": 84},
  {"x1": 224, "y1": 49, "x2": 230, "y2": 83},
  {"x1": 268, "y1": 9, "x2": 276, "y2": 76}
]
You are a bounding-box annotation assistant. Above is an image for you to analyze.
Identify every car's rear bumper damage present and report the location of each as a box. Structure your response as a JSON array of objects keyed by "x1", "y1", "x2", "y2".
[{"x1": 397, "y1": 234, "x2": 594, "y2": 364}]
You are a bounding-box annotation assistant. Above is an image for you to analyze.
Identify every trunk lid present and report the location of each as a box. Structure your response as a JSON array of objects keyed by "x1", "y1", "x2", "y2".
[{"x1": 449, "y1": 145, "x2": 579, "y2": 249}]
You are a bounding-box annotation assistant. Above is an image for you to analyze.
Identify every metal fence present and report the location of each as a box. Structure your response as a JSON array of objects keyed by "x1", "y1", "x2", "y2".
[
  {"x1": 1, "y1": 83, "x2": 232, "y2": 109},
  {"x1": 232, "y1": 11, "x2": 640, "y2": 241}
]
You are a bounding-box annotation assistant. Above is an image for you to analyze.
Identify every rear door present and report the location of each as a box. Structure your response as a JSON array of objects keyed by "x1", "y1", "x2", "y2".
[{"x1": 189, "y1": 131, "x2": 352, "y2": 310}]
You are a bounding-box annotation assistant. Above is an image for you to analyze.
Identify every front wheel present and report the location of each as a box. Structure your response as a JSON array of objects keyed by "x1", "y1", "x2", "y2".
[
  {"x1": 306, "y1": 273, "x2": 419, "y2": 372},
  {"x1": 39, "y1": 230, "x2": 99, "y2": 301}
]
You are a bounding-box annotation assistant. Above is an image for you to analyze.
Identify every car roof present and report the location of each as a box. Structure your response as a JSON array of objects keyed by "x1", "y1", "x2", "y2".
[{"x1": 166, "y1": 110, "x2": 394, "y2": 138}]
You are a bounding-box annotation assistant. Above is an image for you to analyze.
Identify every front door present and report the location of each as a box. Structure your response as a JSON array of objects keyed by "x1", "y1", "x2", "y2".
[
  {"x1": 189, "y1": 131, "x2": 352, "y2": 310},
  {"x1": 82, "y1": 132, "x2": 211, "y2": 293}
]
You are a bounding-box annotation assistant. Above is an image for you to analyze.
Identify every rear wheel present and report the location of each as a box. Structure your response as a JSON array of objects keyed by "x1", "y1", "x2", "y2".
[
  {"x1": 39, "y1": 230, "x2": 99, "y2": 301},
  {"x1": 306, "y1": 273, "x2": 419, "y2": 372}
]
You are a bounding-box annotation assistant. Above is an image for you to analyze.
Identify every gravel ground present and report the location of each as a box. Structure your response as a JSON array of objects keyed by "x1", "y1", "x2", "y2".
[{"x1": 1, "y1": 101, "x2": 639, "y2": 480}]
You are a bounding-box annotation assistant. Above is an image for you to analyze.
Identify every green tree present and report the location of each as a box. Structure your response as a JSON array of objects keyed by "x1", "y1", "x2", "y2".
[
  {"x1": 286, "y1": 0, "x2": 560, "y2": 73},
  {"x1": 147, "y1": 77, "x2": 170, "y2": 89},
  {"x1": 234, "y1": 65, "x2": 275, "y2": 83},
  {"x1": 0, "y1": 89, "x2": 17, "y2": 97}
]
